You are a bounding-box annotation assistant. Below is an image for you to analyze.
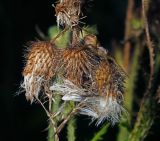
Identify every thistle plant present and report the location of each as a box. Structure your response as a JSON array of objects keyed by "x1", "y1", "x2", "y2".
[{"x1": 21, "y1": 0, "x2": 160, "y2": 141}]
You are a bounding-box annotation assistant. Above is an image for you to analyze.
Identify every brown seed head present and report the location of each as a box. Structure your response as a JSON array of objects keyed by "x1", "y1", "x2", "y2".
[
  {"x1": 61, "y1": 45, "x2": 100, "y2": 87},
  {"x1": 22, "y1": 41, "x2": 58, "y2": 102},
  {"x1": 23, "y1": 41, "x2": 56, "y2": 79},
  {"x1": 55, "y1": 0, "x2": 81, "y2": 27},
  {"x1": 49, "y1": 41, "x2": 126, "y2": 125},
  {"x1": 90, "y1": 53, "x2": 126, "y2": 102}
]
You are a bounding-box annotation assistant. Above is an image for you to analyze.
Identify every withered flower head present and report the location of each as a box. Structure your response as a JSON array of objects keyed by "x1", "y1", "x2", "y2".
[
  {"x1": 50, "y1": 41, "x2": 126, "y2": 125},
  {"x1": 83, "y1": 58, "x2": 126, "y2": 125},
  {"x1": 61, "y1": 44, "x2": 101, "y2": 87},
  {"x1": 55, "y1": 0, "x2": 82, "y2": 27},
  {"x1": 22, "y1": 41, "x2": 57, "y2": 102}
]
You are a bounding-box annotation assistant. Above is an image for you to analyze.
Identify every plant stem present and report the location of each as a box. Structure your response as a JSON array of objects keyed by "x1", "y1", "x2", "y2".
[
  {"x1": 142, "y1": 0, "x2": 154, "y2": 88},
  {"x1": 91, "y1": 124, "x2": 109, "y2": 141},
  {"x1": 124, "y1": 0, "x2": 134, "y2": 71},
  {"x1": 67, "y1": 118, "x2": 76, "y2": 141},
  {"x1": 126, "y1": 95, "x2": 155, "y2": 141},
  {"x1": 48, "y1": 95, "x2": 61, "y2": 141}
]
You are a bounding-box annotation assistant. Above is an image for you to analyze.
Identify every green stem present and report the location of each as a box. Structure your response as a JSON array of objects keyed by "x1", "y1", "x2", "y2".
[
  {"x1": 90, "y1": 124, "x2": 109, "y2": 141},
  {"x1": 48, "y1": 95, "x2": 61, "y2": 141},
  {"x1": 117, "y1": 44, "x2": 140, "y2": 141},
  {"x1": 67, "y1": 118, "x2": 76, "y2": 141},
  {"x1": 126, "y1": 41, "x2": 160, "y2": 141},
  {"x1": 126, "y1": 95, "x2": 155, "y2": 141}
]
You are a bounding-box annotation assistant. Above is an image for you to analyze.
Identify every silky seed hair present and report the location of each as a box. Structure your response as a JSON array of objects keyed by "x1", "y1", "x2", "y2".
[{"x1": 50, "y1": 78, "x2": 125, "y2": 125}]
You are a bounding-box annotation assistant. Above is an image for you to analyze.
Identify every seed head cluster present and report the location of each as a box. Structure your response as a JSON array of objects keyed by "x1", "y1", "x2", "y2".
[{"x1": 22, "y1": 34, "x2": 126, "y2": 125}]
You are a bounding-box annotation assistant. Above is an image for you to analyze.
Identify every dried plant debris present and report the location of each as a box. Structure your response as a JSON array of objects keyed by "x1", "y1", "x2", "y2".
[{"x1": 21, "y1": 33, "x2": 126, "y2": 125}]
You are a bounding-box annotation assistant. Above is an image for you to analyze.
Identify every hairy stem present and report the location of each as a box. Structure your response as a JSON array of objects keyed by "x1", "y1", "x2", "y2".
[
  {"x1": 142, "y1": 0, "x2": 154, "y2": 90},
  {"x1": 126, "y1": 95, "x2": 155, "y2": 141}
]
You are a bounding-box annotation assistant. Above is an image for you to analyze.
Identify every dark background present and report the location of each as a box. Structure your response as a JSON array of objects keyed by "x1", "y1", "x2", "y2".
[{"x1": 1, "y1": 0, "x2": 158, "y2": 141}]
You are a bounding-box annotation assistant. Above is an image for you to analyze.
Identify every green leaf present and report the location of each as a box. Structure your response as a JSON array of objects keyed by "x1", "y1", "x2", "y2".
[
  {"x1": 91, "y1": 124, "x2": 109, "y2": 141},
  {"x1": 80, "y1": 25, "x2": 98, "y2": 39},
  {"x1": 48, "y1": 25, "x2": 69, "y2": 48}
]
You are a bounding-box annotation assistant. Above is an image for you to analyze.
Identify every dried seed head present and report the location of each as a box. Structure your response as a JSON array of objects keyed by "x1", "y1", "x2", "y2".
[
  {"x1": 83, "y1": 58, "x2": 126, "y2": 125},
  {"x1": 92, "y1": 58, "x2": 126, "y2": 97},
  {"x1": 55, "y1": 3, "x2": 71, "y2": 26},
  {"x1": 23, "y1": 41, "x2": 56, "y2": 78},
  {"x1": 50, "y1": 45, "x2": 126, "y2": 125},
  {"x1": 22, "y1": 41, "x2": 57, "y2": 102},
  {"x1": 61, "y1": 44, "x2": 101, "y2": 87},
  {"x1": 55, "y1": 0, "x2": 81, "y2": 27},
  {"x1": 82, "y1": 57, "x2": 125, "y2": 125}
]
